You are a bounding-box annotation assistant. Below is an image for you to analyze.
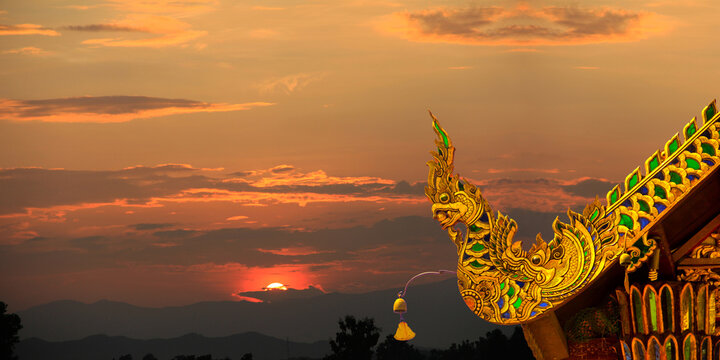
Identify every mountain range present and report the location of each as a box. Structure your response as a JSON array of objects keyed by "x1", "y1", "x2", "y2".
[
  {"x1": 17, "y1": 279, "x2": 512, "y2": 360},
  {"x1": 17, "y1": 332, "x2": 328, "y2": 360},
  {"x1": 16, "y1": 279, "x2": 507, "y2": 356}
]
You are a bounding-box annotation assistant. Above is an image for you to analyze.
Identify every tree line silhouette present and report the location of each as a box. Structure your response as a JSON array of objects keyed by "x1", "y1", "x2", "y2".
[{"x1": 1, "y1": 302, "x2": 535, "y2": 360}]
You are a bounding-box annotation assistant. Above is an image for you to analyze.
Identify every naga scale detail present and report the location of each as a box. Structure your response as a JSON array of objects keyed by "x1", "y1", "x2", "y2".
[{"x1": 425, "y1": 101, "x2": 720, "y2": 325}]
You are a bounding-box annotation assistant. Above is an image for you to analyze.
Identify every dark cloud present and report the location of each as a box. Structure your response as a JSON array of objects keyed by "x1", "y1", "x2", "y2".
[
  {"x1": 1, "y1": 208, "x2": 577, "y2": 290},
  {"x1": 153, "y1": 229, "x2": 200, "y2": 239},
  {"x1": 61, "y1": 24, "x2": 148, "y2": 32},
  {"x1": 389, "y1": 180, "x2": 426, "y2": 195},
  {"x1": 227, "y1": 171, "x2": 255, "y2": 177},
  {"x1": 131, "y1": 223, "x2": 175, "y2": 231},
  {"x1": 0, "y1": 167, "x2": 421, "y2": 215},
  {"x1": 269, "y1": 165, "x2": 294, "y2": 174},
  {"x1": 0, "y1": 165, "x2": 616, "y2": 218},
  {"x1": 2, "y1": 96, "x2": 210, "y2": 117},
  {"x1": 393, "y1": 5, "x2": 659, "y2": 45},
  {"x1": 544, "y1": 7, "x2": 639, "y2": 36},
  {"x1": 0, "y1": 167, "x2": 214, "y2": 214},
  {"x1": 406, "y1": 7, "x2": 501, "y2": 36},
  {"x1": 561, "y1": 178, "x2": 615, "y2": 198},
  {"x1": 70, "y1": 236, "x2": 111, "y2": 250},
  {"x1": 0, "y1": 96, "x2": 273, "y2": 123}
]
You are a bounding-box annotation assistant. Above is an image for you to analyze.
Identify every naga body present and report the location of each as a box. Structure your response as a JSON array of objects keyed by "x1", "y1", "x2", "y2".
[
  {"x1": 426, "y1": 113, "x2": 630, "y2": 324},
  {"x1": 425, "y1": 101, "x2": 720, "y2": 324}
]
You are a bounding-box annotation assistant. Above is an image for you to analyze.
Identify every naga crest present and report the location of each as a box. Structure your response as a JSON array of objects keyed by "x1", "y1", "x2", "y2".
[{"x1": 425, "y1": 112, "x2": 677, "y2": 324}]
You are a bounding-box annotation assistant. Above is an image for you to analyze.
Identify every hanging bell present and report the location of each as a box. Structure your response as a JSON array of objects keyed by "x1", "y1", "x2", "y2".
[
  {"x1": 394, "y1": 321, "x2": 416, "y2": 341},
  {"x1": 393, "y1": 297, "x2": 407, "y2": 314}
]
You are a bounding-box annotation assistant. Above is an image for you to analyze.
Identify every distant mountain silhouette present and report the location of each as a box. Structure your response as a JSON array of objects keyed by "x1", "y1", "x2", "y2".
[
  {"x1": 17, "y1": 332, "x2": 328, "y2": 360},
  {"x1": 234, "y1": 286, "x2": 326, "y2": 303},
  {"x1": 18, "y1": 279, "x2": 505, "y2": 348}
]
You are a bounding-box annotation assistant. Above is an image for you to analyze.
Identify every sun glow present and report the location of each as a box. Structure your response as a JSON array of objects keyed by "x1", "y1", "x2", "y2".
[{"x1": 264, "y1": 282, "x2": 287, "y2": 290}]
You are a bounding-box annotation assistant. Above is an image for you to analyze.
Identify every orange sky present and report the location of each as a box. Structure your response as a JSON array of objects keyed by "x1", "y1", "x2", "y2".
[{"x1": 1, "y1": 0, "x2": 720, "y2": 311}]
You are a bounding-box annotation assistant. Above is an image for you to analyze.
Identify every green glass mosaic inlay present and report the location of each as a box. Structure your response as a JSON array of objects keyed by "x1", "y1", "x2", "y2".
[
  {"x1": 469, "y1": 224, "x2": 480, "y2": 232},
  {"x1": 706, "y1": 104, "x2": 716, "y2": 120},
  {"x1": 648, "y1": 291, "x2": 658, "y2": 331},
  {"x1": 654, "y1": 186, "x2": 667, "y2": 199},
  {"x1": 686, "y1": 123, "x2": 697, "y2": 138},
  {"x1": 513, "y1": 297, "x2": 522, "y2": 309},
  {"x1": 434, "y1": 122, "x2": 449, "y2": 148},
  {"x1": 668, "y1": 139, "x2": 679, "y2": 155},
  {"x1": 669, "y1": 171, "x2": 682, "y2": 184},
  {"x1": 628, "y1": 173, "x2": 639, "y2": 188},
  {"x1": 686, "y1": 158, "x2": 700, "y2": 170},
  {"x1": 637, "y1": 200, "x2": 650, "y2": 213},
  {"x1": 590, "y1": 209, "x2": 599, "y2": 221},
  {"x1": 649, "y1": 156, "x2": 660, "y2": 171},
  {"x1": 665, "y1": 340, "x2": 675, "y2": 360},
  {"x1": 610, "y1": 190, "x2": 619, "y2": 204},
  {"x1": 633, "y1": 291, "x2": 644, "y2": 333},
  {"x1": 662, "y1": 288, "x2": 673, "y2": 330},
  {"x1": 701, "y1": 143, "x2": 716, "y2": 156},
  {"x1": 470, "y1": 260, "x2": 482, "y2": 268},
  {"x1": 471, "y1": 243, "x2": 485, "y2": 252},
  {"x1": 500, "y1": 281, "x2": 505, "y2": 290},
  {"x1": 507, "y1": 287, "x2": 515, "y2": 297},
  {"x1": 620, "y1": 214, "x2": 634, "y2": 229}
]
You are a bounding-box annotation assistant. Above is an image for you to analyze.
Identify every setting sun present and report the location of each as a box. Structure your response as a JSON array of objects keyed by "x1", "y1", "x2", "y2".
[{"x1": 264, "y1": 282, "x2": 288, "y2": 291}]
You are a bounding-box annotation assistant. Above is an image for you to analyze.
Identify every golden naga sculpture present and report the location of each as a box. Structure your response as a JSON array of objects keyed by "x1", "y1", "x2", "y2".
[{"x1": 425, "y1": 101, "x2": 720, "y2": 325}]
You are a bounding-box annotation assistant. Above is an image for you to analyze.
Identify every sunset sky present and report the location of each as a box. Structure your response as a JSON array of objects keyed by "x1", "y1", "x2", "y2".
[{"x1": 2, "y1": 0, "x2": 720, "y2": 311}]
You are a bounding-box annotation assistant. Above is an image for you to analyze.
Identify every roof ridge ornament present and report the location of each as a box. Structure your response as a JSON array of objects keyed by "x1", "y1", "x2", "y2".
[{"x1": 425, "y1": 101, "x2": 720, "y2": 324}]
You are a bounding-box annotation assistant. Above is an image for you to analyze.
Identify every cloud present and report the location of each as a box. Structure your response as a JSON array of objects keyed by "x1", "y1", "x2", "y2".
[
  {"x1": 130, "y1": 223, "x2": 175, "y2": 231},
  {"x1": 464, "y1": 177, "x2": 615, "y2": 213},
  {"x1": 225, "y1": 215, "x2": 249, "y2": 221},
  {"x1": 0, "y1": 164, "x2": 619, "y2": 222},
  {"x1": 0, "y1": 96, "x2": 274, "y2": 123},
  {"x1": 82, "y1": 30, "x2": 206, "y2": 47},
  {"x1": 257, "y1": 247, "x2": 333, "y2": 256},
  {"x1": 559, "y1": 177, "x2": 615, "y2": 198},
  {"x1": 259, "y1": 73, "x2": 327, "y2": 95},
  {"x1": 0, "y1": 165, "x2": 424, "y2": 217},
  {"x1": 2, "y1": 47, "x2": 52, "y2": 56},
  {"x1": 77, "y1": 14, "x2": 206, "y2": 48},
  {"x1": 0, "y1": 161, "x2": 629, "y2": 308},
  {"x1": 0, "y1": 24, "x2": 60, "y2": 36},
  {"x1": 62, "y1": 24, "x2": 149, "y2": 32},
  {"x1": 377, "y1": 4, "x2": 670, "y2": 46},
  {"x1": 104, "y1": 0, "x2": 217, "y2": 17},
  {"x1": 269, "y1": 165, "x2": 295, "y2": 174}
]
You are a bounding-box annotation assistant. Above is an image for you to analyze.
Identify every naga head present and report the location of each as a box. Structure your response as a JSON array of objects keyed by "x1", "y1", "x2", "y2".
[{"x1": 425, "y1": 112, "x2": 486, "y2": 231}]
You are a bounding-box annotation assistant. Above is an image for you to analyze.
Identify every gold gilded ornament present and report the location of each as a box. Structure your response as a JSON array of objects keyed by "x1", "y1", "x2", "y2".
[{"x1": 425, "y1": 101, "x2": 720, "y2": 324}]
